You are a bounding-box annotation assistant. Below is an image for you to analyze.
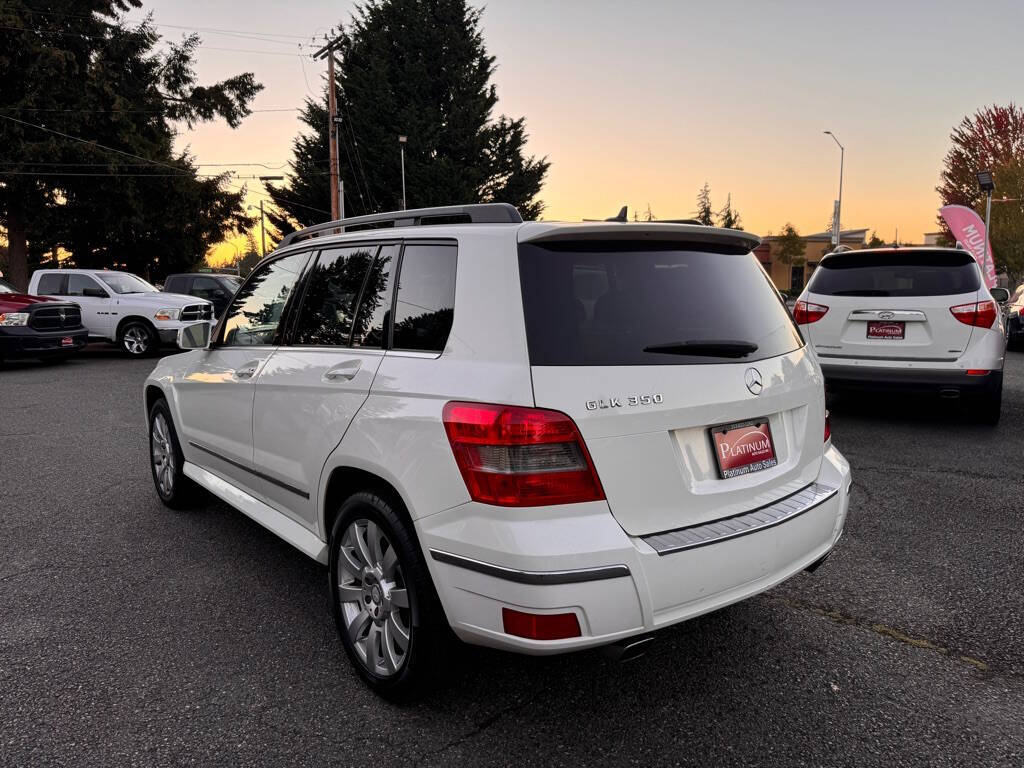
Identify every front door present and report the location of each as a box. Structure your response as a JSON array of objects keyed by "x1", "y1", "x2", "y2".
[
  {"x1": 252, "y1": 243, "x2": 397, "y2": 530},
  {"x1": 65, "y1": 273, "x2": 113, "y2": 338},
  {"x1": 174, "y1": 250, "x2": 311, "y2": 498}
]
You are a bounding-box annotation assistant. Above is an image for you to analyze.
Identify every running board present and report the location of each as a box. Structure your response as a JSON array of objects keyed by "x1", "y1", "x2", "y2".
[{"x1": 183, "y1": 462, "x2": 328, "y2": 564}]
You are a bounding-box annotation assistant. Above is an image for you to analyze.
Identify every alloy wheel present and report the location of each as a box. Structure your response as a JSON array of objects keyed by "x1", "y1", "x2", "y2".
[
  {"x1": 336, "y1": 518, "x2": 411, "y2": 677},
  {"x1": 124, "y1": 325, "x2": 149, "y2": 355},
  {"x1": 151, "y1": 413, "x2": 175, "y2": 497}
]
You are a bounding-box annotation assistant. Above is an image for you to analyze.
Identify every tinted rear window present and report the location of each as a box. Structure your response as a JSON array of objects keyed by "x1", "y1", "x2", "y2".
[
  {"x1": 518, "y1": 242, "x2": 802, "y2": 366},
  {"x1": 808, "y1": 251, "x2": 981, "y2": 297}
]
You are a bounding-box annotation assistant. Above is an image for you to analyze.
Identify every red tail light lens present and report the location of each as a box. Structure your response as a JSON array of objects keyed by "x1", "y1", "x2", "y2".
[
  {"x1": 824, "y1": 409, "x2": 831, "y2": 442},
  {"x1": 794, "y1": 300, "x2": 829, "y2": 325},
  {"x1": 502, "y1": 608, "x2": 581, "y2": 640},
  {"x1": 442, "y1": 402, "x2": 605, "y2": 506},
  {"x1": 950, "y1": 300, "x2": 996, "y2": 328}
]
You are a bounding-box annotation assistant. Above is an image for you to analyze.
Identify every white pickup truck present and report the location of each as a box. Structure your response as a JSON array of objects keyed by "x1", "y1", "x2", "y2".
[{"x1": 28, "y1": 269, "x2": 213, "y2": 356}]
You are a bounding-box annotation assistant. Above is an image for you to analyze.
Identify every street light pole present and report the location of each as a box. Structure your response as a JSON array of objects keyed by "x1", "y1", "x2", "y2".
[
  {"x1": 824, "y1": 131, "x2": 844, "y2": 249},
  {"x1": 398, "y1": 135, "x2": 407, "y2": 210}
]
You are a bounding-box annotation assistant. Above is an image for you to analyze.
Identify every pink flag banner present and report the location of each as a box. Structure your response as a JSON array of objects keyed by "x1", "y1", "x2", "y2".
[{"x1": 939, "y1": 204, "x2": 997, "y2": 288}]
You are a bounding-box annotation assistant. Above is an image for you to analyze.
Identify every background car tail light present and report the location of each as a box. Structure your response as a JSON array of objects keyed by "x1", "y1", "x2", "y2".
[
  {"x1": 793, "y1": 300, "x2": 829, "y2": 324},
  {"x1": 442, "y1": 401, "x2": 605, "y2": 506},
  {"x1": 502, "y1": 608, "x2": 581, "y2": 640},
  {"x1": 824, "y1": 409, "x2": 832, "y2": 442},
  {"x1": 950, "y1": 300, "x2": 996, "y2": 328}
]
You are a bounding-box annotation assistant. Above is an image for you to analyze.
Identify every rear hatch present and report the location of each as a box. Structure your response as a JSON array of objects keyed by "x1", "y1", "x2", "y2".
[
  {"x1": 802, "y1": 250, "x2": 981, "y2": 362},
  {"x1": 517, "y1": 228, "x2": 826, "y2": 537}
]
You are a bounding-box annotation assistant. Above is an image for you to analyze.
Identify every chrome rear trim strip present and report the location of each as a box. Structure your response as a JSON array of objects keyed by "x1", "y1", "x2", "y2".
[
  {"x1": 641, "y1": 483, "x2": 838, "y2": 556},
  {"x1": 429, "y1": 550, "x2": 631, "y2": 585}
]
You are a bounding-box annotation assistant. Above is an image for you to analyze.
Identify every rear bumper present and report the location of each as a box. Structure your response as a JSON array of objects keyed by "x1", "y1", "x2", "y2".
[
  {"x1": 416, "y1": 445, "x2": 851, "y2": 655},
  {"x1": 821, "y1": 363, "x2": 1002, "y2": 395},
  {"x1": 0, "y1": 327, "x2": 88, "y2": 357}
]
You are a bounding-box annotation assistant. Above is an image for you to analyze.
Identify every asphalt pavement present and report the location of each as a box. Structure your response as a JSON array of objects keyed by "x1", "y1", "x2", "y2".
[{"x1": 1, "y1": 344, "x2": 1022, "y2": 767}]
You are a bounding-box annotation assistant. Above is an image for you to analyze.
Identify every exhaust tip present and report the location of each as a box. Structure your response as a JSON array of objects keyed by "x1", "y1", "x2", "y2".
[
  {"x1": 601, "y1": 635, "x2": 655, "y2": 663},
  {"x1": 939, "y1": 388, "x2": 961, "y2": 399}
]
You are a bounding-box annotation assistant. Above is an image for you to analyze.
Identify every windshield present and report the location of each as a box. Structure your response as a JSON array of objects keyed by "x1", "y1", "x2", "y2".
[
  {"x1": 0, "y1": 278, "x2": 15, "y2": 294},
  {"x1": 219, "y1": 276, "x2": 242, "y2": 290},
  {"x1": 97, "y1": 272, "x2": 158, "y2": 294},
  {"x1": 518, "y1": 242, "x2": 803, "y2": 366},
  {"x1": 808, "y1": 251, "x2": 981, "y2": 297}
]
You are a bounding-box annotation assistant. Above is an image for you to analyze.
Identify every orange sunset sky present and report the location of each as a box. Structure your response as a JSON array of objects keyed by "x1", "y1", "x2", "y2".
[{"x1": 141, "y1": 0, "x2": 1024, "y2": 266}]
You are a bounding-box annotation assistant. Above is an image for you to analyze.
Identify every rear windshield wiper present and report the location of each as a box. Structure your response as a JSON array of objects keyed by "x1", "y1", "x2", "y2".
[{"x1": 643, "y1": 340, "x2": 759, "y2": 358}]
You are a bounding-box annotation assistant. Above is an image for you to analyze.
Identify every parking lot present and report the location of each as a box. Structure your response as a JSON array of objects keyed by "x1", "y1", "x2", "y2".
[{"x1": 1, "y1": 347, "x2": 1023, "y2": 767}]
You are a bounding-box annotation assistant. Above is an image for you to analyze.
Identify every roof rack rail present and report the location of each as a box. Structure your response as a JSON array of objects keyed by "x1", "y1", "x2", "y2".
[{"x1": 278, "y1": 203, "x2": 523, "y2": 248}]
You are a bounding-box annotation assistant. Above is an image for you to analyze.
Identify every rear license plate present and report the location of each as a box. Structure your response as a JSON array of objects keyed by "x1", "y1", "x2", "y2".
[
  {"x1": 710, "y1": 418, "x2": 778, "y2": 479},
  {"x1": 61, "y1": 337, "x2": 74, "y2": 347},
  {"x1": 867, "y1": 321, "x2": 905, "y2": 339}
]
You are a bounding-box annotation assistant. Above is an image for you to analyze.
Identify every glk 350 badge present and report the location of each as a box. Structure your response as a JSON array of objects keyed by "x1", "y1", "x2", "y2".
[{"x1": 586, "y1": 394, "x2": 664, "y2": 410}]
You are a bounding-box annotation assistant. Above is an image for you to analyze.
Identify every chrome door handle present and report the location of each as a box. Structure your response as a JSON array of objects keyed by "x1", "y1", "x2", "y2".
[{"x1": 324, "y1": 361, "x2": 362, "y2": 381}]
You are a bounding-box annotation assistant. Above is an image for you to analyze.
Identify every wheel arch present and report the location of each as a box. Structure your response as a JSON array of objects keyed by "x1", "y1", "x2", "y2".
[
  {"x1": 322, "y1": 465, "x2": 417, "y2": 546},
  {"x1": 116, "y1": 315, "x2": 157, "y2": 341}
]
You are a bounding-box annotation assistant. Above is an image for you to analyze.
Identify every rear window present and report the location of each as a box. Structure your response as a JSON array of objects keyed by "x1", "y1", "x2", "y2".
[
  {"x1": 518, "y1": 242, "x2": 802, "y2": 366},
  {"x1": 808, "y1": 251, "x2": 981, "y2": 297}
]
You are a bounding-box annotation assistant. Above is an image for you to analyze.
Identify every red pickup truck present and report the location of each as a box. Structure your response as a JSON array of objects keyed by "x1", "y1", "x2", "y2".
[{"x1": 0, "y1": 277, "x2": 88, "y2": 363}]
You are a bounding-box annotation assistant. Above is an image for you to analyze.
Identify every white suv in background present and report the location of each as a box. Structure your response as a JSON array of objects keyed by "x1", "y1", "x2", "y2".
[
  {"x1": 794, "y1": 247, "x2": 1006, "y2": 424},
  {"x1": 29, "y1": 269, "x2": 213, "y2": 356},
  {"x1": 142, "y1": 204, "x2": 851, "y2": 698}
]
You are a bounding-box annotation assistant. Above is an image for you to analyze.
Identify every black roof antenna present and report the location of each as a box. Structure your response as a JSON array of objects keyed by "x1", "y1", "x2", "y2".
[{"x1": 605, "y1": 206, "x2": 628, "y2": 222}]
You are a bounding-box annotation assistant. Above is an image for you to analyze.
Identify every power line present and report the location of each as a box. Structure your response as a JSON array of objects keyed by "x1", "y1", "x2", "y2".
[{"x1": 0, "y1": 106, "x2": 301, "y2": 114}]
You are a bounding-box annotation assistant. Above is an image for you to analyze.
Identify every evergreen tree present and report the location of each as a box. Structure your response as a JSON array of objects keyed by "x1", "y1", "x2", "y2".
[
  {"x1": 268, "y1": 0, "x2": 549, "y2": 231},
  {"x1": 716, "y1": 193, "x2": 742, "y2": 230},
  {"x1": 0, "y1": 2, "x2": 262, "y2": 289},
  {"x1": 776, "y1": 223, "x2": 805, "y2": 265},
  {"x1": 695, "y1": 182, "x2": 713, "y2": 226}
]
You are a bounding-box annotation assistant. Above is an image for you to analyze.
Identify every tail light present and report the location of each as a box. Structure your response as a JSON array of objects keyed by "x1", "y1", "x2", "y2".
[
  {"x1": 824, "y1": 409, "x2": 832, "y2": 442},
  {"x1": 794, "y1": 300, "x2": 829, "y2": 325},
  {"x1": 442, "y1": 401, "x2": 605, "y2": 506},
  {"x1": 502, "y1": 608, "x2": 581, "y2": 640},
  {"x1": 950, "y1": 300, "x2": 996, "y2": 328}
]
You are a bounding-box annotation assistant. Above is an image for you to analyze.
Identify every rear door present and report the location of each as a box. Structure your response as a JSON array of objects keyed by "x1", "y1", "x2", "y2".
[
  {"x1": 804, "y1": 250, "x2": 980, "y2": 362},
  {"x1": 518, "y1": 238, "x2": 824, "y2": 537},
  {"x1": 252, "y1": 243, "x2": 397, "y2": 529}
]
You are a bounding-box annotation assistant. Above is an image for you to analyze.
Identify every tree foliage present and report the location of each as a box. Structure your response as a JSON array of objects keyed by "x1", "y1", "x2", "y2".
[
  {"x1": 938, "y1": 104, "x2": 1024, "y2": 279},
  {"x1": 268, "y1": 0, "x2": 549, "y2": 232},
  {"x1": 716, "y1": 193, "x2": 742, "y2": 230},
  {"x1": 775, "y1": 223, "x2": 805, "y2": 265},
  {"x1": 0, "y1": 1, "x2": 262, "y2": 288},
  {"x1": 867, "y1": 231, "x2": 886, "y2": 248},
  {"x1": 694, "y1": 182, "x2": 713, "y2": 226}
]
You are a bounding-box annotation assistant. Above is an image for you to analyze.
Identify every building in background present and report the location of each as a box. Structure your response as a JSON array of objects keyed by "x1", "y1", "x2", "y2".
[{"x1": 754, "y1": 228, "x2": 868, "y2": 292}]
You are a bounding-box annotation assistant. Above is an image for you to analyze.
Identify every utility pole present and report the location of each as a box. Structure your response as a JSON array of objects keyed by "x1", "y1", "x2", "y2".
[
  {"x1": 255, "y1": 176, "x2": 282, "y2": 259},
  {"x1": 315, "y1": 35, "x2": 345, "y2": 220}
]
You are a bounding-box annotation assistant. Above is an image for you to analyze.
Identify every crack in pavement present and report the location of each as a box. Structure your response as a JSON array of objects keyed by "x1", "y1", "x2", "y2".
[
  {"x1": 770, "y1": 595, "x2": 995, "y2": 678},
  {"x1": 409, "y1": 697, "x2": 531, "y2": 767}
]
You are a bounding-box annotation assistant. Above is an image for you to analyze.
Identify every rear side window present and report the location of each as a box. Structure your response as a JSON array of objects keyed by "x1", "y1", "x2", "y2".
[
  {"x1": 392, "y1": 243, "x2": 456, "y2": 352},
  {"x1": 808, "y1": 251, "x2": 981, "y2": 297},
  {"x1": 518, "y1": 242, "x2": 802, "y2": 366},
  {"x1": 35, "y1": 274, "x2": 65, "y2": 295},
  {"x1": 292, "y1": 246, "x2": 376, "y2": 346}
]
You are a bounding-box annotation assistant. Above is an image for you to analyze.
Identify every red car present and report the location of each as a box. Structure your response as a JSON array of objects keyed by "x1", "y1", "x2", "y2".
[{"x1": 0, "y1": 277, "x2": 89, "y2": 363}]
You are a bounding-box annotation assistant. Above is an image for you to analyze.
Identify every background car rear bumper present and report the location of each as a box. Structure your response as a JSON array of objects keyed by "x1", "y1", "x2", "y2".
[
  {"x1": 416, "y1": 445, "x2": 851, "y2": 654},
  {"x1": 821, "y1": 363, "x2": 1002, "y2": 394}
]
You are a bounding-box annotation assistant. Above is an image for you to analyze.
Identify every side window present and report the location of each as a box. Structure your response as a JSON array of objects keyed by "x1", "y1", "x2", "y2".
[
  {"x1": 352, "y1": 244, "x2": 398, "y2": 348},
  {"x1": 67, "y1": 274, "x2": 103, "y2": 297},
  {"x1": 191, "y1": 276, "x2": 220, "y2": 301},
  {"x1": 293, "y1": 245, "x2": 376, "y2": 346},
  {"x1": 392, "y1": 243, "x2": 457, "y2": 352},
  {"x1": 221, "y1": 252, "x2": 309, "y2": 346},
  {"x1": 35, "y1": 274, "x2": 66, "y2": 295},
  {"x1": 164, "y1": 276, "x2": 184, "y2": 294}
]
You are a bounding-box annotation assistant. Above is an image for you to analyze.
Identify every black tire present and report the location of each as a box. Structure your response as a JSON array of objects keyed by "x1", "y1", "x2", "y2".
[
  {"x1": 328, "y1": 491, "x2": 448, "y2": 701},
  {"x1": 970, "y1": 377, "x2": 1002, "y2": 426},
  {"x1": 148, "y1": 398, "x2": 202, "y2": 510},
  {"x1": 120, "y1": 320, "x2": 157, "y2": 357}
]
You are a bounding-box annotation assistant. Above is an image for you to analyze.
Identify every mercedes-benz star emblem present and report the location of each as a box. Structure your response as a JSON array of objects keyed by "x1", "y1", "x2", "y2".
[{"x1": 745, "y1": 367, "x2": 763, "y2": 395}]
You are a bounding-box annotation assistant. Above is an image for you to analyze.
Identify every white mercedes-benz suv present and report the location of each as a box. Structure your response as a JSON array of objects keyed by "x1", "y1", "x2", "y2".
[
  {"x1": 794, "y1": 247, "x2": 1006, "y2": 424},
  {"x1": 142, "y1": 204, "x2": 851, "y2": 698},
  {"x1": 29, "y1": 269, "x2": 213, "y2": 356}
]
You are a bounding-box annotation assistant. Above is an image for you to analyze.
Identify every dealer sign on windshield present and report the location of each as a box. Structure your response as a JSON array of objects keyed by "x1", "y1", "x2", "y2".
[{"x1": 711, "y1": 418, "x2": 778, "y2": 479}]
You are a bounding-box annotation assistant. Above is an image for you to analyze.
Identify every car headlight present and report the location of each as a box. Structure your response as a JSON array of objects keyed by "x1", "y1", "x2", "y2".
[
  {"x1": 154, "y1": 308, "x2": 181, "y2": 321},
  {"x1": 0, "y1": 312, "x2": 29, "y2": 326}
]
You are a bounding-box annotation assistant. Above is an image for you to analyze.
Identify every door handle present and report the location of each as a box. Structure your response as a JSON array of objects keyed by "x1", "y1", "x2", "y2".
[
  {"x1": 234, "y1": 361, "x2": 261, "y2": 380},
  {"x1": 324, "y1": 360, "x2": 362, "y2": 381}
]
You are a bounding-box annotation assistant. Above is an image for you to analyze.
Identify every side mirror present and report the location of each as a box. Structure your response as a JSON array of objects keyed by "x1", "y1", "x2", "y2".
[
  {"x1": 178, "y1": 321, "x2": 211, "y2": 350},
  {"x1": 990, "y1": 287, "x2": 1010, "y2": 303},
  {"x1": 83, "y1": 287, "x2": 109, "y2": 298},
  {"x1": 213, "y1": 289, "x2": 227, "y2": 299}
]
